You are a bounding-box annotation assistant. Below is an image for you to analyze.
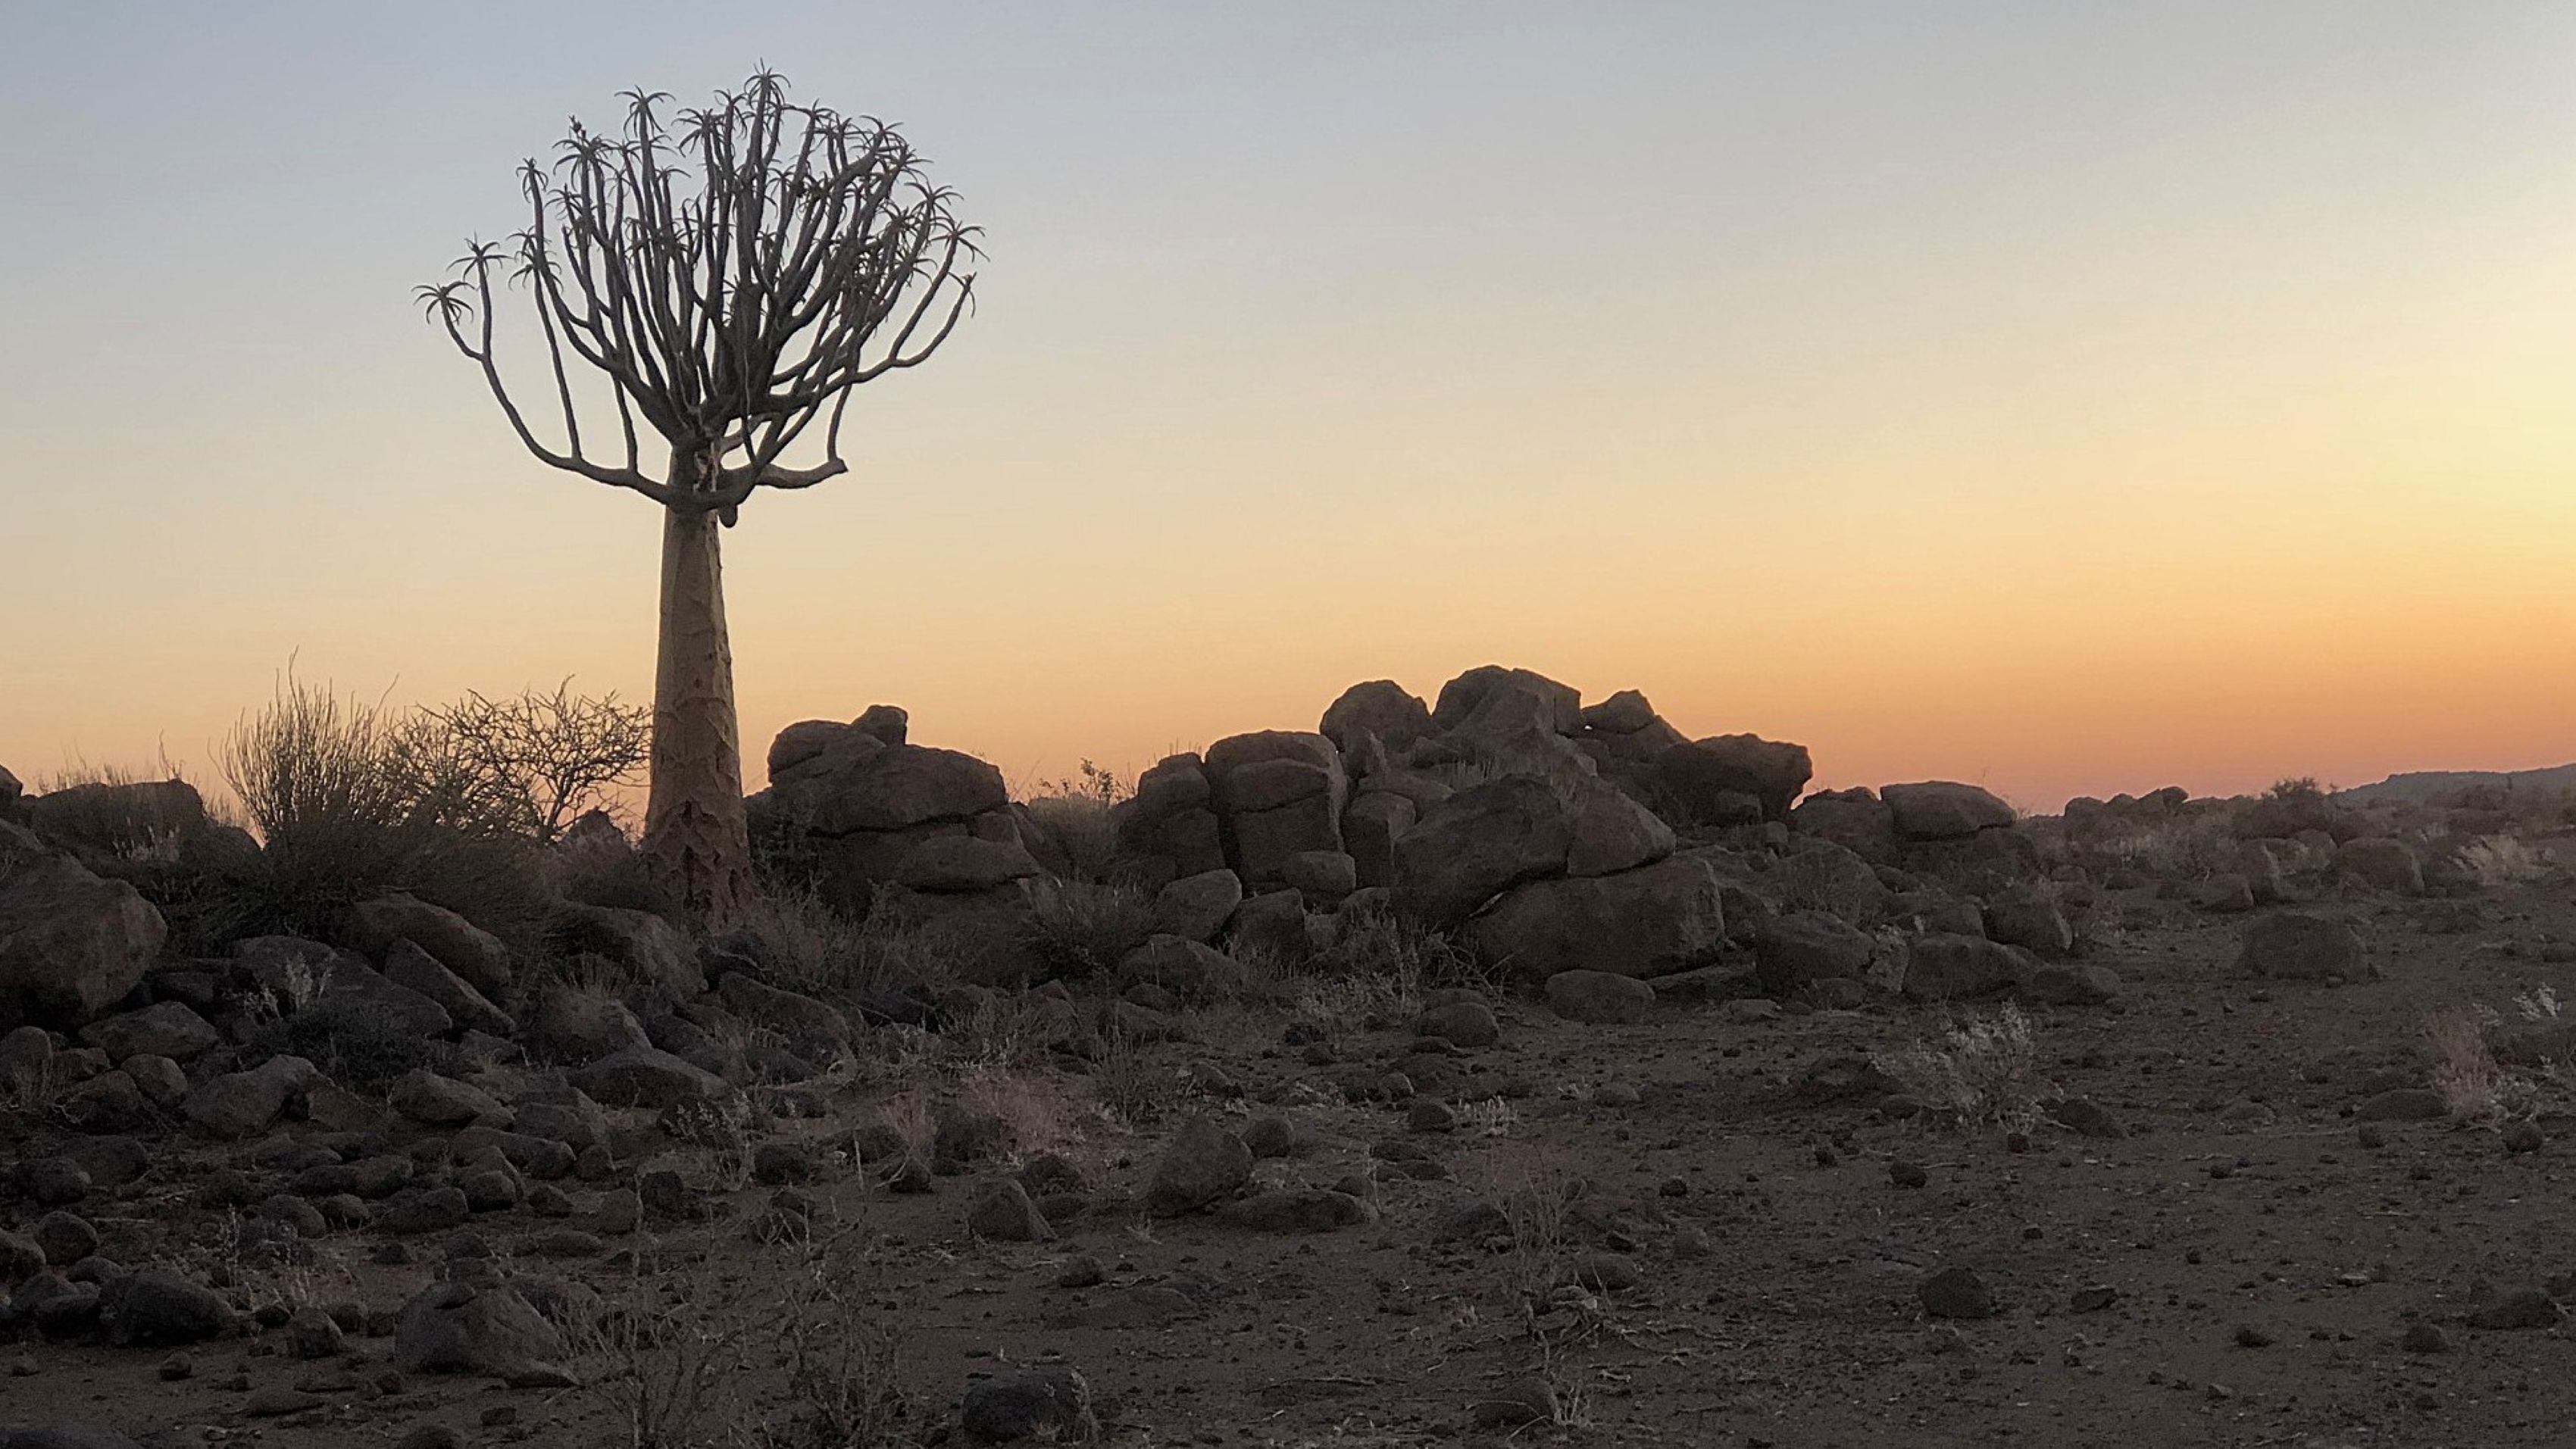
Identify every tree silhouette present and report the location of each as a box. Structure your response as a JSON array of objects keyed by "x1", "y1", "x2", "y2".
[{"x1": 422, "y1": 70, "x2": 978, "y2": 923}]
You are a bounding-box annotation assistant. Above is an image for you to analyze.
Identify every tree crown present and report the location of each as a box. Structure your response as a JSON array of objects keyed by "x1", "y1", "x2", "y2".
[{"x1": 422, "y1": 69, "x2": 979, "y2": 517}]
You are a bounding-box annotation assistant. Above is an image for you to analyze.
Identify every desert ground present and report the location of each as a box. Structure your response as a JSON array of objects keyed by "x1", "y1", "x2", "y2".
[{"x1": 4, "y1": 665, "x2": 2574, "y2": 1449}]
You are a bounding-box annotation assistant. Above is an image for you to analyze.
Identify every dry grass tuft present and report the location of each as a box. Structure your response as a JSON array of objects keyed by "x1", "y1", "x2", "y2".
[
  {"x1": 567, "y1": 1232, "x2": 914, "y2": 1448},
  {"x1": 1088, "y1": 1030, "x2": 1187, "y2": 1130},
  {"x1": 1024, "y1": 876, "x2": 1154, "y2": 978},
  {"x1": 2461, "y1": 836, "x2": 2552, "y2": 890},
  {"x1": 1882, "y1": 1003, "x2": 2055, "y2": 1132},
  {"x1": 1469, "y1": 1152, "x2": 1581, "y2": 1306},
  {"x1": 2421, "y1": 1004, "x2": 2524, "y2": 1127}
]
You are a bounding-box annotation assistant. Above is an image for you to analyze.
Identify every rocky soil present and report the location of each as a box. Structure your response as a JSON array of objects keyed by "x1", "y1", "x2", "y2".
[{"x1": 2, "y1": 668, "x2": 2573, "y2": 1448}]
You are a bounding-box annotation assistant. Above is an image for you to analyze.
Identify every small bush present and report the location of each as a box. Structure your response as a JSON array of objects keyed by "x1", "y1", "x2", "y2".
[
  {"x1": 2460, "y1": 836, "x2": 2551, "y2": 889},
  {"x1": 259, "y1": 1005, "x2": 456, "y2": 1091},
  {"x1": 1882, "y1": 1004, "x2": 2055, "y2": 1132},
  {"x1": 739, "y1": 886, "x2": 974, "y2": 1014},
  {"x1": 2425, "y1": 1005, "x2": 2531, "y2": 1123},
  {"x1": 1020, "y1": 760, "x2": 1133, "y2": 883},
  {"x1": 213, "y1": 673, "x2": 562, "y2": 948},
  {"x1": 1024, "y1": 876, "x2": 1153, "y2": 979},
  {"x1": 1089, "y1": 1029, "x2": 1185, "y2": 1129},
  {"x1": 408, "y1": 680, "x2": 649, "y2": 844}
]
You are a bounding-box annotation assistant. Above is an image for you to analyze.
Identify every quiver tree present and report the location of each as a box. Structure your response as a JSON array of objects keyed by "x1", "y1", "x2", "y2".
[{"x1": 422, "y1": 70, "x2": 978, "y2": 925}]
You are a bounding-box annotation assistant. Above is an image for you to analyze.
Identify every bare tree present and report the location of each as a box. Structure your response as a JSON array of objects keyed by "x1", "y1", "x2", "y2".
[
  {"x1": 421, "y1": 70, "x2": 978, "y2": 923},
  {"x1": 405, "y1": 682, "x2": 652, "y2": 845}
]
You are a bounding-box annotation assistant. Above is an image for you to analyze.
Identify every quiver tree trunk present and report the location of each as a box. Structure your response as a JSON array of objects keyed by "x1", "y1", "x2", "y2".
[
  {"x1": 643, "y1": 499, "x2": 752, "y2": 925},
  {"x1": 424, "y1": 72, "x2": 980, "y2": 933}
]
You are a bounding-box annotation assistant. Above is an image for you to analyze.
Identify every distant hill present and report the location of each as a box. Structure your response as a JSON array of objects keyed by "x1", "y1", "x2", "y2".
[{"x1": 2338, "y1": 764, "x2": 2576, "y2": 804}]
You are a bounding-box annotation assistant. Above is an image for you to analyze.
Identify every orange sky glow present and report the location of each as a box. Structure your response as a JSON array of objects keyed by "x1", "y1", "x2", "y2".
[{"x1": 4, "y1": 4, "x2": 2572, "y2": 815}]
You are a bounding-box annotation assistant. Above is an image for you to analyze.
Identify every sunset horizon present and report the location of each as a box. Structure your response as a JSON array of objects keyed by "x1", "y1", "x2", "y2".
[
  {"x1": 8, "y1": 8, "x2": 2576, "y2": 1445},
  {"x1": 7, "y1": 4, "x2": 2571, "y2": 820}
]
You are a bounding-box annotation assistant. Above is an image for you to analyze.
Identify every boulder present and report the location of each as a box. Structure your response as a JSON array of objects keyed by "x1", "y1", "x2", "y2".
[
  {"x1": 549, "y1": 906, "x2": 701, "y2": 1003},
  {"x1": 1205, "y1": 732, "x2": 1346, "y2": 888},
  {"x1": 2235, "y1": 840, "x2": 2290, "y2": 903},
  {"x1": 1883, "y1": 782, "x2": 2016, "y2": 841},
  {"x1": 1768, "y1": 840, "x2": 1890, "y2": 926},
  {"x1": 1543, "y1": 970, "x2": 1655, "y2": 1025},
  {"x1": 23, "y1": 779, "x2": 208, "y2": 858},
  {"x1": 382, "y1": 940, "x2": 515, "y2": 1038},
  {"x1": 1216, "y1": 1188, "x2": 1372, "y2": 1233},
  {"x1": 1983, "y1": 887, "x2": 2074, "y2": 957},
  {"x1": 1110, "y1": 754, "x2": 1226, "y2": 885},
  {"x1": 1278, "y1": 850, "x2": 1358, "y2": 905},
  {"x1": 530, "y1": 985, "x2": 649, "y2": 1063},
  {"x1": 1562, "y1": 778, "x2": 1674, "y2": 877},
  {"x1": 571, "y1": 1045, "x2": 733, "y2": 1109},
  {"x1": 1464, "y1": 852, "x2": 1725, "y2": 979},
  {"x1": 2235, "y1": 912, "x2": 2368, "y2": 982},
  {"x1": 1790, "y1": 788, "x2": 1899, "y2": 862},
  {"x1": 96, "y1": 1269, "x2": 234, "y2": 1347},
  {"x1": 1341, "y1": 792, "x2": 1419, "y2": 889},
  {"x1": 2019, "y1": 962, "x2": 2123, "y2": 1007},
  {"x1": 1116, "y1": 935, "x2": 1246, "y2": 1001},
  {"x1": 806, "y1": 744, "x2": 1008, "y2": 835},
  {"x1": 77, "y1": 1002, "x2": 217, "y2": 1064},
  {"x1": 0, "y1": 822, "x2": 165, "y2": 1027},
  {"x1": 1441, "y1": 682, "x2": 1591, "y2": 779},
  {"x1": 392, "y1": 1281, "x2": 571, "y2": 1387},
  {"x1": 1577, "y1": 689, "x2": 1660, "y2": 737},
  {"x1": 0, "y1": 1426, "x2": 145, "y2": 1449},
  {"x1": 1415, "y1": 999, "x2": 1501, "y2": 1050},
  {"x1": 349, "y1": 894, "x2": 511, "y2": 994},
  {"x1": 964, "y1": 1179, "x2": 1055, "y2": 1242},
  {"x1": 303, "y1": 959, "x2": 452, "y2": 1040},
  {"x1": 1902, "y1": 934, "x2": 2028, "y2": 1001},
  {"x1": 389, "y1": 1070, "x2": 506, "y2": 1128},
  {"x1": 183, "y1": 1054, "x2": 318, "y2": 1140},
  {"x1": 1150, "y1": 870, "x2": 1243, "y2": 943},
  {"x1": 2194, "y1": 873, "x2": 2256, "y2": 913},
  {"x1": 1651, "y1": 735, "x2": 1812, "y2": 825},
  {"x1": 893, "y1": 835, "x2": 1040, "y2": 892},
  {"x1": 1146, "y1": 1116, "x2": 1252, "y2": 1216},
  {"x1": 958, "y1": 1366, "x2": 1099, "y2": 1446},
  {"x1": 2335, "y1": 838, "x2": 2424, "y2": 895},
  {"x1": 1393, "y1": 778, "x2": 1571, "y2": 928},
  {"x1": 1752, "y1": 911, "x2": 1876, "y2": 998},
  {"x1": 1430, "y1": 666, "x2": 1581, "y2": 735},
  {"x1": 717, "y1": 973, "x2": 851, "y2": 1046},
  {"x1": 1319, "y1": 681, "x2": 1433, "y2": 757}
]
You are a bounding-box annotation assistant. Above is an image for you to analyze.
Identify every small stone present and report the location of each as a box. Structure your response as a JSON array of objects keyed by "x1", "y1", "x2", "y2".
[
  {"x1": 1469, "y1": 1375, "x2": 1558, "y2": 1428},
  {"x1": 1888, "y1": 1159, "x2": 1927, "y2": 1189},
  {"x1": 245, "y1": 1384, "x2": 325, "y2": 1416},
  {"x1": 1407, "y1": 1100, "x2": 1458, "y2": 1134},
  {"x1": 2234, "y1": 1324, "x2": 2274, "y2": 1348},
  {"x1": 752, "y1": 1141, "x2": 814, "y2": 1185},
  {"x1": 2401, "y1": 1321, "x2": 2450, "y2": 1353},
  {"x1": 2468, "y1": 1285, "x2": 2562, "y2": 1330},
  {"x1": 2503, "y1": 1120, "x2": 2545, "y2": 1154},
  {"x1": 159, "y1": 1352, "x2": 195, "y2": 1380},
  {"x1": 288, "y1": 1304, "x2": 348, "y2": 1359},
  {"x1": 958, "y1": 1365, "x2": 1099, "y2": 1444},
  {"x1": 964, "y1": 1179, "x2": 1055, "y2": 1243},
  {"x1": 1921, "y1": 1265, "x2": 2000, "y2": 1319}
]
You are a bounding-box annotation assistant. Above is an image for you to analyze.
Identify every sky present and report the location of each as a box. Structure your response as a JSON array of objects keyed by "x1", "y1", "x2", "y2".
[{"x1": 3, "y1": 2, "x2": 2574, "y2": 814}]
